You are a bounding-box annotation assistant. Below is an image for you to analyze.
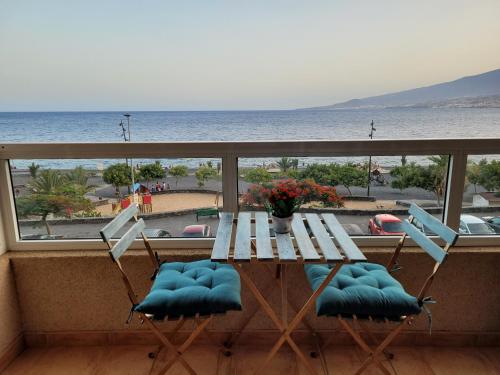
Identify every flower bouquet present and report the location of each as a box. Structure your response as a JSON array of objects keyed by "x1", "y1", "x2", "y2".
[{"x1": 265, "y1": 179, "x2": 303, "y2": 233}]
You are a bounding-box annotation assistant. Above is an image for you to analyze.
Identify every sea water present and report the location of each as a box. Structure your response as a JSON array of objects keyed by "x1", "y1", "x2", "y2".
[{"x1": 1, "y1": 108, "x2": 499, "y2": 169}]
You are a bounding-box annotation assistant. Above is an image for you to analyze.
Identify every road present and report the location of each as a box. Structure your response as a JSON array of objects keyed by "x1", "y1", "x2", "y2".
[{"x1": 20, "y1": 209, "x2": 500, "y2": 240}]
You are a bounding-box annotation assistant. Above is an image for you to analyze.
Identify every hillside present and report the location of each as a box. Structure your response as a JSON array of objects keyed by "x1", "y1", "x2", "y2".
[{"x1": 303, "y1": 68, "x2": 500, "y2": 110}]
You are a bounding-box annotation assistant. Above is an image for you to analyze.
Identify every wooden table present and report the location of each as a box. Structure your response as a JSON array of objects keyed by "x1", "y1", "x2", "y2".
[{"x1": 211, "y1": 211, "x2": 367, "y2": 375}]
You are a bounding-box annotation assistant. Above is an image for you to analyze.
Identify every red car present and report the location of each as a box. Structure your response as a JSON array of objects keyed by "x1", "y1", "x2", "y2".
[
  {"x1": 181, "y1": 224, "x2": 211, "y2": 238},
  {"x1": 368, "y1": 214, "x2": 404, "y2": 235}
]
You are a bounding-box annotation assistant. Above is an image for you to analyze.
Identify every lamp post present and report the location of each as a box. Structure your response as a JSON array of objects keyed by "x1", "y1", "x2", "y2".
[
  {"x1": 123, "y1": 113, "x2": 135, "y2": 201},
  {"x1": 118, "y1": 120, "x2": 130, "y2": 196},
  {"x1": 367, "y1": 120, "x2": 376, "y2": 197}
]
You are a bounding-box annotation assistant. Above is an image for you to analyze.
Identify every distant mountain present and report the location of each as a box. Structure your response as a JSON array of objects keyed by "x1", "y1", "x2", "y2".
[
  {"x1": 303, "y1": 68, "x2": 500, "y2": 110},
  {"x1": 408, "y1": 94, "x2": 500, "y2": 108}
]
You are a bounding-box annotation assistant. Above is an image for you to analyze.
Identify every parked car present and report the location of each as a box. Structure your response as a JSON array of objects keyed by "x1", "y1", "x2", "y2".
[
  {"x1": 459, "y1": 215, "x2": 495, "y2": 235},
  {"x1": 483, "y1": 216, "x2": 500, "y2": 234},
  {"x1": 143, "y1": 228, "x2": 172, "y2": 238},
  {"x1": 21, "y1": 234, "x2": 64, "y2": 240},
  {"x1": 342, "y1": 224, "x2": 365, "y2": 236},
  {"x1": 412, "y1": 217, "x2": 436, "y2": 236},
  {"x1": 181, "y1": 224, "x2": 211, "y2": 237},
  {"x1": 369, "y1": 214, "x2": 404, "y2": 235}
]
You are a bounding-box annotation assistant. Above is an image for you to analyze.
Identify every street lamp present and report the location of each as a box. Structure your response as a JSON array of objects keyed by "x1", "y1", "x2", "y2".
[
  {"x1": 123, "y1": 113, "x2": 135, "y2": 201},
  {"x1": 367, "y1": 120, "x2": 376, "y2": 197},
  {"x1": 119, "y1": 114, "x2": 135, "y2": 201},
  {"x1": 118, "y1": 121, "x2": 130, "y2": 195}
]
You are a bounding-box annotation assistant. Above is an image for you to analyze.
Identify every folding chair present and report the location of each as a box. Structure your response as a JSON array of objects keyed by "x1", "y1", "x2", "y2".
[
  {"x1": 100, "y1": 203, "x2": 242, "y2": 375},
  {"x1": 304, "y1": 203, "x2": 458, "y2": 375}
]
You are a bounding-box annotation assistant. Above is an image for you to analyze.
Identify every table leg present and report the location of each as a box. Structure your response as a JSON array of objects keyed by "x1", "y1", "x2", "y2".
[
  {"x1": 281, "y1": 264, "x2": 287, "y2": 326},
  {"x1": 257, "y1": 262, "x2": 345, "y2": 375},
  {"x1": 236, "y1": 262, "x2": 343, "y2": 375}
]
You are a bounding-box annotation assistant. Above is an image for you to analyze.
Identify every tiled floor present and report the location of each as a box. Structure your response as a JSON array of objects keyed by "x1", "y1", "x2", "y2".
[{"x1": 3, "y1": 344, "x2": 500, "y2": 375}]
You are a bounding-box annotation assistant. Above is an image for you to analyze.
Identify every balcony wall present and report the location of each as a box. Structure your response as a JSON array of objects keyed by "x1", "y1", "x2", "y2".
[
  {"x1": 0, "y1": 217, "x2": 23, "y2": 371},
  {"x1": 7, "y1": 247, "x2": 500, "y2": 348}
]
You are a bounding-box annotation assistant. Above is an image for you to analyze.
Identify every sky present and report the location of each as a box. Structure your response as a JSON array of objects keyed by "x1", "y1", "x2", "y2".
[{"x1": 1, "y1": 0, "x2": 500, "y2": 111}]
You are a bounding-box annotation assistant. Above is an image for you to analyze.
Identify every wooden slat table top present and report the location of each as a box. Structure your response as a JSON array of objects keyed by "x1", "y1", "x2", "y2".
[
  {"x1": 305, "y1": 213, "x2": 343, "y2": 262},
  {"x1": 211, "y1": 212, "x2": 234, "y2": 262},
  {"x1": 211, "y1": 212, "x2": 366, "y2": 264},
  {"x1": 233, "y1": 212, "x2": 252, "y2": 262},
  {"x1": 322, "y1": 213, "x2": 367, "y2": 262},
  {"x1": 291, "y1": 213, "x2": 320, "y2": 262},
  {"x1": 255, "y1": 212, "x2": 274, "y2": 261},
  {"x1": 275, "y1": 232, "x2": 297, "y2": 262}
]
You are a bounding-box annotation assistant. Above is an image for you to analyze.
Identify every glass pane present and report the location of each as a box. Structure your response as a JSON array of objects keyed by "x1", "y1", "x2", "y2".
[
  {"x1": 238, "y1": 155, "x2": 449, "y2": 236},
  {"x1": 10, "y1": 158, "x2": 222, "y2": 239},
  {"x1": 461, "y1": 155, "x2": 500, "y2": 235}
]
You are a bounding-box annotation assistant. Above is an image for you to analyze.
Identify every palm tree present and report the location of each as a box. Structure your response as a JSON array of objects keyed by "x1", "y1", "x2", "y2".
[
  {"x1": 65, "y1": 166, "x2": 94, "y2": 193},
  {"x1": 277, "y1": 157, "x2": 292, "y2": 172},
  {"x1": 28, "y1": 162, "x2": 40, "y2": 179},
  {"x1": 29, "y1": 169, "x2": 65, "y2": 194}
]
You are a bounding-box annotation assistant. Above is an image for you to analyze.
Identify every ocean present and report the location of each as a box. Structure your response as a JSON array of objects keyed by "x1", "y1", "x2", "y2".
[{"x1": 1, "y1": 108, "x2": 499, "y2": 169}]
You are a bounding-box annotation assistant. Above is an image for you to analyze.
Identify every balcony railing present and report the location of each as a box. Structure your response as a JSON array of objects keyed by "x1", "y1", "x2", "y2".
[{"x1": 1, "y1": 137, "x2": 499, "y2": 250}]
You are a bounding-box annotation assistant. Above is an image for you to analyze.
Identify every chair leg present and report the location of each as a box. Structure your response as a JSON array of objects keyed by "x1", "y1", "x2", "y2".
[
  {"x1": 356, "y1": 319, "x2": 394, "y2": 360},
  {"x1": 149, "y1": 317, "x2": 187, "y2": 359},
  {"x1": 338, "y1": 318, "x2": 392, "y2": 375},
  {"x1": 155, "y1": 316, "x2": 213, "y2": 375},
  {"x1": 337, "y1": 316, "x2": 412, "y2": 375},
  {"x1": 194, "y1": 316, "x2": 232, "y2": 357},
  {"x1": 141, "y1": 313, "x2": 202, "y2": 375}
]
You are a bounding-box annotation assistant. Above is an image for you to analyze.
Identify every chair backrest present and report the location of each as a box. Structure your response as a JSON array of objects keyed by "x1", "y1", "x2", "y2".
[
  {"x1": 100, "y1": 203, "x2": 160, "y2": 280},
  {"x1": 389, "y1": 203, "x2": 459, "y2": 301},
  {"x1": 402, "y1": 203, "x2": 458, "y2": 264}
]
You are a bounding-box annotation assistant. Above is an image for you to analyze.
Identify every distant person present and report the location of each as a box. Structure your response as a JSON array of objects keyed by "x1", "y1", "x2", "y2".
[
  {"x1": 162, "y1": 182, "x2": 166, "y2": 191},
  {"x1": 167, "y1": 183, "x2": 170, "y2": 190},
  {"x1": 156, "y1": 181, "x2": 161, "y2": 192}
]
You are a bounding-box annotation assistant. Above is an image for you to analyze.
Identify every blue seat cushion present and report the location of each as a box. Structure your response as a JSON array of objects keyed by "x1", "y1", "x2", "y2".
[
  {"x1": 304, "y1": 263, "x2": 421, "y2": 319},
  {"x1": 134, "y1": 259, "x2": 241, "y2": 319}
]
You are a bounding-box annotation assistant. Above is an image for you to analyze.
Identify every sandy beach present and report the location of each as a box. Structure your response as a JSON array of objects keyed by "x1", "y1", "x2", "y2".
[{"x1": 95, "y1": 193, "x2": 222, "y2": 216}]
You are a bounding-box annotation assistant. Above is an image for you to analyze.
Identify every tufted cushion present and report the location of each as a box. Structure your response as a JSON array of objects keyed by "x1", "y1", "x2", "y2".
[
  {"x1": 305, "y1": 263, "x2": 421, "y2": 319},
  {"x1": 134, "y1": 259, "x2": 241, "y2": 319}
]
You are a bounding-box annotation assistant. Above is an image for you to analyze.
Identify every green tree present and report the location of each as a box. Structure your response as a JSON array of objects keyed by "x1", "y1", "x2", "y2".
[
  {"x1": 277, "y1": 157, "x2": 293, "y2": 172},
  {"x1": 243, "y1": 167, "x2": 272, "y2": 184},
  {"x1": 17, "y1": 170, "x2": 93, "y2": 234},
  {"x1": 138, "y1": 161, "x2": 165, "y2": 189},
  {"x1": 28, "y1": 162, "x2": 40, "y2": 179},
  {"x1": 334, "y1": 163, "x2": 368, "y2": 195},
  {"x1": 195, "y1": 165, "x2": 217, "y2": 187},
  {"x1": 478, "y1": 159, "x2": 500, "y2": 191},
  {"x1": 299, "y1": 163, "x2": 337, "y2": 186},
  {"x1": 102, "y1": 163, "x2": 134, "y2": 198},
  {"x1": 390, "y1": 156, "x2": 449, "y2": 205},
  {"x1": 168, "y1": 165, "x2": 188, "y2": 188},
  {"x1": 30, "y1": 169, "x2": 66, "y2": 194},
  {"x1": 65, "y1": 166, "x2": 94, "y2": 193},
  {"x1": 467, "y1": 161, "x2": 482, "y2": 193}
]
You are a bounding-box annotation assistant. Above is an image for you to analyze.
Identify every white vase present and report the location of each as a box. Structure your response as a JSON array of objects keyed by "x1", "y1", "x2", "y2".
[{"x1": 272, "y1": 215, "x2": 293, "y2": 234}]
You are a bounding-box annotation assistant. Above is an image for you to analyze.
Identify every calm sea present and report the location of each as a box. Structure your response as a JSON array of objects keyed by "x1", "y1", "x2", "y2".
[{"x1": 1, "y1": 108, "x2": 499, "y2": 169}]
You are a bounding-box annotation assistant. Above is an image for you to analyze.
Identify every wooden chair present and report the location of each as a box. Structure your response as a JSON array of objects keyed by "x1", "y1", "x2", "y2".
[
  {"x1": 305, "y1": 203, "x2": 459, "y2": 375},
  {"x1": 100, "y1": 203, "x2": 242, "y2": 375}
]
